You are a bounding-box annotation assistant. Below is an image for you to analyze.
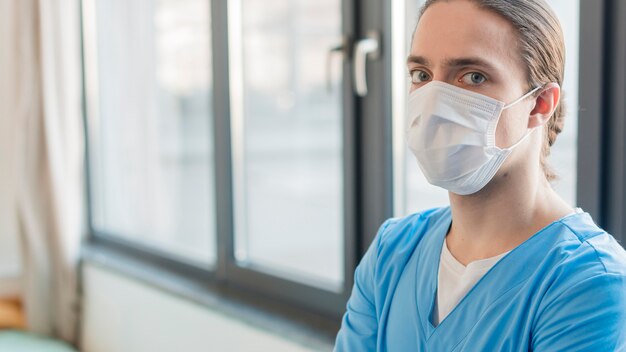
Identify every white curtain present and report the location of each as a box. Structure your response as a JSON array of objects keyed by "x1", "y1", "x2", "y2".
[
  {"x1": 0, "y1": 0, "x2": 84, "y2": 344},
  {"x1": 0, "y1": 1, "x2": 22, "y2": 299}
]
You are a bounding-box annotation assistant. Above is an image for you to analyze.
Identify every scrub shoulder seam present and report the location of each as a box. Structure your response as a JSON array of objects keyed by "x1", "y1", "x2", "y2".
[{"x1": 559, "y1": 221, "x2": 611, "y2": 274}]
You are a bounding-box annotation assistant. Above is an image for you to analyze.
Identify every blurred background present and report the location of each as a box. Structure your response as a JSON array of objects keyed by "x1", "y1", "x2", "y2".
[{"x1": 1, "y1": 0, "x2": 624, "y2": 351}]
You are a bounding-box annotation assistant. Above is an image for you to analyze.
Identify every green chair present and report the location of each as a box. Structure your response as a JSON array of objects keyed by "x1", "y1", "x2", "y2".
[{"x1": 0, "y1": 330, "x2": 77, "y2": 352}]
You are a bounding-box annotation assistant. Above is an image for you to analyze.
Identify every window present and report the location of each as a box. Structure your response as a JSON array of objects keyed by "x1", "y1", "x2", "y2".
[
  {"x1": 229, "y1": 0, "x2": 345, "y2": 290},
  {"x1": 83, "y1": 0, "x2": 216, "y2": 266},
  {"x1": 546, "y1": 0, "x2": 580, "y2": 207},
  {"x1": 82, "y1": 0, "x2": 389, "y2": 322}
]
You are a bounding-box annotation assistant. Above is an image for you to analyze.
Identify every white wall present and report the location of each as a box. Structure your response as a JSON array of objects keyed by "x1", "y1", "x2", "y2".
[{"x1": 81, "y1": 264, "x2": 332, "y2": 352}]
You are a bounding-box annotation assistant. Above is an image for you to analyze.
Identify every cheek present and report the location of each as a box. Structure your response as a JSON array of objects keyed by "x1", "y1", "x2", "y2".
[
  {"x1": 494, "y1": 108, "x2": 531, "y2": 148},
  {"x1": 494, "y1": 116, "x2": 513, "y2": 148}
]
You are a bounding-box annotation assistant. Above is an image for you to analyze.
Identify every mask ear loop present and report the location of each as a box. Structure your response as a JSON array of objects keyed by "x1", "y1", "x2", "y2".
[
  {"x1": 502, "y1": 85, "x2": 543, "y2": 110},
  {"x1": 501, "y1": 85, "x2": 544, "y2": 150}
]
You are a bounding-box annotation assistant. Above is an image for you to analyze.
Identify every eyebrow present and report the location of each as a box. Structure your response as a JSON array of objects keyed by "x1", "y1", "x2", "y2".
[{"x1": 406, "y1": 55, "x2": 497, "y2": 71}]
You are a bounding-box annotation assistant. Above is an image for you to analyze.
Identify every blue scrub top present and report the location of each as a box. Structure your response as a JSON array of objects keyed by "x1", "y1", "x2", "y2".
[{"x1": 334, "y1": 206, "x2": 626, "y2": 351}]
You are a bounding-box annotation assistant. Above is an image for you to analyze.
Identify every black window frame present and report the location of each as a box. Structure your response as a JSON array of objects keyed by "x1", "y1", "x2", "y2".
[
  {"x1": 577, "y1": 0, "x2": 626, "y2": 246},
  {"x1": 79, "y1": 0, "x2": 394, "y2": 338}
]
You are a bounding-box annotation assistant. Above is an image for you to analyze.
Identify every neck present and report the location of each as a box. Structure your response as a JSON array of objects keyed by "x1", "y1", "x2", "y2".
[{"x1": 446, "y1": 164, "x2": 573, "y2": 265}]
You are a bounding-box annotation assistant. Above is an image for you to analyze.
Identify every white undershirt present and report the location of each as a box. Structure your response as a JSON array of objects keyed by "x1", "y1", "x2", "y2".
[
  {"x1": 432, "y1": 237, "x2": 510, "y2": 326},
  {"x1": 432, "y1": 208, "x2": 584, "y2": 326}
]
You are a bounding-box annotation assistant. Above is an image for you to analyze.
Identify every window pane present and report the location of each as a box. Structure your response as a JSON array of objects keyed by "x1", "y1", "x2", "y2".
[
  {"x1": 393, "y1": 0, "x2": 449, "y2": 216},
  {"x1": 547, "y1": 0, "x2": 580, "y2": 207},
  {"x1": 84, "y1": 0, "x2": 216, "y2": 265},
  {"x1": 229, "y1": 0, "x2": 344, "y2": 289},
  {"x1": 393, "y1": 0, "x2": 580, "y2": 216}
]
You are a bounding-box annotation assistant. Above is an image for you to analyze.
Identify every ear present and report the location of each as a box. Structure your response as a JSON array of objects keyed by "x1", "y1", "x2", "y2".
[{"x1": 528, "y1": 82, "x2": 560, "y2": 128}]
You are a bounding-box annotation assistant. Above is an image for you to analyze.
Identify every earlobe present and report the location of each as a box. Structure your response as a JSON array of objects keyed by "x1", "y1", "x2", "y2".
[{"x1": 528, "y1": 82, "x2": 560, "y2": 128}]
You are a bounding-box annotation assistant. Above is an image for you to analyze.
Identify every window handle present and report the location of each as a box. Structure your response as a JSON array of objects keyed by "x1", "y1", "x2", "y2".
[
  {"x1": 326, "y1": 35, "x2": 350, "y2": 94},
  {"x1": 353, "y1": 31, "x2": 381, "y2": 97}
]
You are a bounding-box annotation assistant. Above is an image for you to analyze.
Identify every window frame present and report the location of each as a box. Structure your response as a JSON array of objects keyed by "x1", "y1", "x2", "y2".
[
  {"x1": 79, "y1": 0, "x2": 394, "y2": 333},
  {"x1": 577, "y1": 0, "x2": 626, "y2": 246}
]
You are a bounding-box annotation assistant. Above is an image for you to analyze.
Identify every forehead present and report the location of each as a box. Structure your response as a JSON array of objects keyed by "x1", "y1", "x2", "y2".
[{"x1": 411, "y1": 0, "x2": 521, "y2": 71}]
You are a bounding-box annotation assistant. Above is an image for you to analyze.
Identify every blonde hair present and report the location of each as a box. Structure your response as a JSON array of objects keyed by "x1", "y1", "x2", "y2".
[{"x1": 419, "y1": 0, "x2": 566, "y2": 181}]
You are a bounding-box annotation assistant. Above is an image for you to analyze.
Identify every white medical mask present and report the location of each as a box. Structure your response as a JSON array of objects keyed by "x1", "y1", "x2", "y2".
[{"x1": 406, "y1": 80, "x2": 542, "y2": 195}]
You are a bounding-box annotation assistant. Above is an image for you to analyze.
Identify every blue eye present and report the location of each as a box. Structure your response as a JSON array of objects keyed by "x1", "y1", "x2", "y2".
[
  {"x1": 461, "y1": 72, "x2": 487, "y2": 85},
  {"x1": 411, "y1": 70, "x2": 431, "y2": 84}
]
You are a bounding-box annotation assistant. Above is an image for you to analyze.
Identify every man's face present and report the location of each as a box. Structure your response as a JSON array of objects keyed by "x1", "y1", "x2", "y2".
[{"x1": 408, "y1": 0, "x2": 535, "y2": 148}]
